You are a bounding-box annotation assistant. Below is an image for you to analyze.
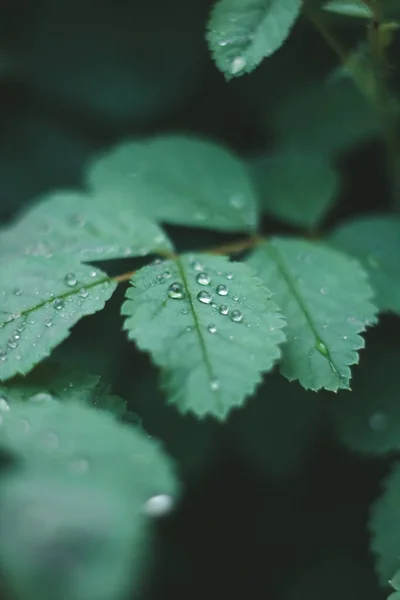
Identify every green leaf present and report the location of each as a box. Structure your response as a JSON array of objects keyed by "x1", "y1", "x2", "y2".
[
  {"x1": 273, "y1": 77, "x2": 379, "y2": 157},
  {"x1": 247, "y1": 238, "x2": 378, "y2": 391},
  {"x1": 323, "y1": 0, "x2": 373, "y2": 19},
  {"x1": 329, "y1": 340, "x2": 400, "y2": 456},
  {"x1": 369, "y1": 463, "x2": 400, "y2": 586},
  {"x1": 0, "y1": 363, "x2": 128, "y2": 419},
  {"x1": 121, "y1": 254, "x2": 286, "y2": 420},
  {"x1": 87, "y1": 135, "x2": 259, "y2": 232},
  {"x1": 330, "y1": 215, "x2": 400, "y2": 315},
  {"x1": 251, "y1": 152, "x2": 340, "y2": 228},
  {"x1": 0, "y1": 191, "x2": 172, "y2": 263},
  {"x1": 0, "y1": 256, "x2": 116, "y2": 381},
  {"x1": 0, "y1": 398, "x2": 179, "y2": 600},
  {"x1": 206, "y1": 0, "x2": 302, "y2": 77},
  {"x1": 229, "y1": 371, "x2": 324, "y2": 479}
]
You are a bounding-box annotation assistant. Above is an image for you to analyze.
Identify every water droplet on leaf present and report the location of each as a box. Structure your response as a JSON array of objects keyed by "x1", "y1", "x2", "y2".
[
  {"x1": 219, "y1": 305, "x2": 229, "y2": 315},
  {"x1": 210, "y1": 378, "x2": 220, "y2": 391},
  {"x1": 168, "y1": 282, "x2": 185, "y2": 299},
  {"x1": 145, "y1": 494, "x2": 174, "y2": 517},
  {"x1": 64, "y1": 273, "x2": 77, "y2": 287},
  {"x1": 230, "y1": 310, "x2": 243, "y2": 323},
  {"x1": 30, "y1": 392, "x2": 54, "y2": 404},
  {"x1": 196, "y1": 272, "x2": 211, "y2": 285},
  {"x1": 197, "y1": 291, "x2": 213, "y2": 304},
  {"x1": 53, "y1": 299, "x2": 65, "y2": 310},
  {"x1": 225, "y1": 273, "x2": 233, "y2": 280},
  {"x1": 44, "y1": 319, "x2": 53, "y2": 328},
  {"x1": 208, "y1": 324, "x2": 217, "y2": 334},
  {"x1": 13, "y1": 289, "x2": 22, "y2": 296},
  {"x1": 231, "y1": 56, "x2": 247, "y2": 75},
  {"x1": 216, "y1": 284, "x2": 228, "y2": 296},
  {"x1": 316, "y1": 339, "x2": 329, "y2": 357}
]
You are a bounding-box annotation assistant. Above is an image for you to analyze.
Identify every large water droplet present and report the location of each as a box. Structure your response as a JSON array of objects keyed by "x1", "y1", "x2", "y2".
[
  {"x1": 196, "y1": 272, "x2": 211, "y2": 285},
  {"x1": 210, "y1": 378, "x2": 220, "y2": 391},
  {"x1": 316, "y1": 339, "x2": 328, "y2": 357},
  {"x1": 64, "y1": 273, "x2": 77, "y2": 287},
  {"x1": 30, "y1": 392, "x2": 54, "y2": 404},
  {"x1": 369, "y1": 412, "x2": 388, "y2": 432},
  {"x1": 0, "y1": 398, "x2": 10, "y2": 412},
  {"x1": 230, "y1": 310, "x2": 243, "y2": 323},
  {"x1": 145, "y1": 494, "x2": 174, "y2": 517},
  {"x1": 53, "y1": 298, "x2": 65, "y2": 310},
  {"x1": 231, "y1": 56, "x2": 247, "y2": 75},
  {"x1": 208, "y1": 324, "x2": 217, "y2": 334},
  {"x1": 219, "y1": 305, "x2": 229, "y2": 315},
  {"x1": 168, "y1": 282, "x2": 185, "y2": 299},
  {"x1": 216, "y1": 284, "x2": 228, "y2": 296},
  {"x1": 197, "y1": 291, "x2": 213, "y2": 304}
]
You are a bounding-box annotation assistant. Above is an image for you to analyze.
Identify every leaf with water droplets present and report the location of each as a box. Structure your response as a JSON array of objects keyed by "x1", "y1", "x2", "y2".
[
  {"x1": 0, "y1": 191, "x2": 172, "y2": 264},
  {"x1": 206, "y1": 0, "x2": 302, "y2": 78},
  {"x1": 329, "y1": 339, "x2": 400, "y2": 455},
  {"x1": 0, "y1": 397, "x2": 179, "y2": 600},
  {"x1": 87, "y1": 135, "x2": 258, "y2": 232},
  {"x1": 247, "y1": 238, "x2": 378, "y2": 391},
  {"x1": 330, "y1": 215, "x2": 400, "y2": 315},
  {"x1": 369, "y1": 463, "x2": 400, "y2": 586},
  {"x1": 0, "y1": 256, "x2": 116, "y2": 381},
  {"x1": 121, "y1": 254, "x2": 286, "y2": 420}
]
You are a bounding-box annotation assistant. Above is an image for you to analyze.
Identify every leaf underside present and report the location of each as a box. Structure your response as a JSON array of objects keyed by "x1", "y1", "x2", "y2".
[
  {"x1": 0, "y1": 191, "x2": 172, "y2": 264},
  {"x1": 122, "y1": 254, "x2": 286, "y2": 420},
  {"x1": 0, "y1": 256, "x2": 116, "y2": 381},
  {"x1": 87, "y1": 135, "x2": 259, "y2": 232},
  {"x1": 207, "y1": 0, "x2": 302, "y2": 77},
  {"x1": 247, "y1": 238, "x2": 378, "y2": 391}
]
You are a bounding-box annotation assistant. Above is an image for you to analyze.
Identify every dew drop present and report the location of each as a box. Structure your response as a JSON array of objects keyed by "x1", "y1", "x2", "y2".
[
  {"x1": 208, "y1": 324, "x2": 217, "y2": 334},
  {"x1": 225, "y1": 273, "x2": 233, "y2": 280},
  {"x1": 196, "y1": 272, "x2": 211, "y2": 285},
  {"x1": 13, "y1": 289, "x2": 22, "y2": 296},
  {"x1": 7, "y1": 339, "x2": 18, "y2": 350},
  {"x1": 219, "y1": 305, "x2": 229, "y2": 315},
  {"x1": 155, "y1": 274, "x2": 165, "y2": 284},
  {"x1": 64, "y1": 273, "x2": 77, "y2": 287},
  {"x1": 181, "y1": 306, "x2": 189, "y2": 314},
  {"x1": 216, "y1": 284, "x2": 228, "y2": 296},
  {"x1": 0, "y1": 398, "x2": 10, "y2": 412},
  {"x1": 53, "y1": 299, "x2": 65, "y2": 310},
  {"x1": 162, "y1": 271, "x2": 172, "y2": 280},
  {"x1": 167, "y1": 282, "x2": 185, "y2": 299},
  {"x1": 90, "y1": 270, "x2": 97, "y2": 278},
  {"x1": 232, "y1": 295, "x2": 239, "y2": 302},
  {"x1": 191, "y1": 260, "x2": 204, "y2": 272},
  {"x1": 44, "y1": 319, "x2": 53, "y2": 328},
  {"x1": 316, "y1": 339, "x2": 329, "y2": 357},
  {"x1": 69, "y1": 458, "x2": 89, "y2": 473},
  {"x1": 145, "y1": 494, "x2": 174, "y2": 517},
  {"x1": 79, "y1": 289, "x2": 89, "y2": 298},
  {"x1": 30, "y1": 392, "x2": 54, "y2": 404},
  {"x1": 230, "y1": 310, "x2": 243, "y2": 323},
  {"x1": 218, "y1": 39, "x2": 229, "y2": 47},
  {"x1": 0, "y1": 351, "x2": 7, "y2": 362},
  {"x1": 186, "y1": 325, "x2": 193, "y2": 332},
  {"x1": 369, "y1": 412, "x2": 388, "y2": 432},
  {"x1": 210, "y1": 378, "x2": 220, "y2": 391},
  {"x1": 211, "y1": 302, "x2": 218, "y2": 309},
  {"x1": 197, "y1": 291, "x2": 213, "y2": 304}
]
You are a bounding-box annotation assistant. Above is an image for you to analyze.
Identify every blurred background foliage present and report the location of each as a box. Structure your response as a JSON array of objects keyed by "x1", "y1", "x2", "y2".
[{"x1": 1, "y1": 0, "x2": 399, "y2": 598}]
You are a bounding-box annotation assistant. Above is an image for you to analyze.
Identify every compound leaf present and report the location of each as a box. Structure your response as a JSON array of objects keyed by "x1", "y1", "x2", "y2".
[
  {"x1": 0, "y1": 256, "x2": 116, "y2": 381},
  {"x1": 247, "y1": 238, "x2": 378, "y2": 391},
  {"x1": 121, "y1": 254, "x2": 286, "y2": 420},
  {"x1": 0, "y1": 191, "x2": 172, "y2": 264},
  {"x1": 330, "y1": 215, "x2": 400, "y2": 315},
  {"x1": 251, "y1": 151, "x2": 340, "y2": 228},
  {"x1": 87, "y1": 135, "x2": 259, "y2": 232},
  {"x1": 207, "y1": 0, "x2": 302, "y2": 77},
  {"x1": 369, "y1": 463, "x2": 400, "y2": 586},
  {"x1": 0, "y1": 397, "x2": 179, "y2": 600}
]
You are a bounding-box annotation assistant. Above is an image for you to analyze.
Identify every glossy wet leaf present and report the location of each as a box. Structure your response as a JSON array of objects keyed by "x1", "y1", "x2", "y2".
[
  {"x1": 0, "y1": 191, "x2": 172, "y2": 264},
  {"x1": 0, "y1": 256, "x2": 116, "y2": 381},
  {"x1": 247, "y1": 238, "x2": 378, "y2": 391},
  {"x1": 370, "y1": 463, "x2": 400, "y2": 586},
  {"x1": 330, "y1": 215, "x2": 400, "y2": 315},
  {"x1": 121, "y1": 254, "x2": 286, "y2": 420},
  {"x1": 207, "y1": 0, "x2": 302, "y2": 77},
  {"x1": 0, "y1": 398, "x2": 178, "y2": 600},
  {"x1": 251, "y1": 152, "x2": 340, "y2": 228},
  {"x1": 87, "y1": 135, "x2": 259, "y2": 232}
]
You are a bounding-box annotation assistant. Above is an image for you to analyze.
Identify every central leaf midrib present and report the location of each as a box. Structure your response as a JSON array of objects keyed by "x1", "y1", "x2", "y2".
[
  {"x1": 0, "y1": 275, "x2": 112, "y2": 328},
  {"x1": 265, "y1": 242, "x2": 345, "y2": 383}
]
